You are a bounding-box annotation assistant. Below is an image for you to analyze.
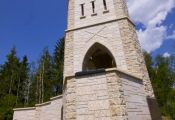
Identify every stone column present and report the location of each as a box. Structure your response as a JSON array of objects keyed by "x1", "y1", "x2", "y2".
[{"x1": 106, "y1": 71, "x2": 128, "y2": 120}]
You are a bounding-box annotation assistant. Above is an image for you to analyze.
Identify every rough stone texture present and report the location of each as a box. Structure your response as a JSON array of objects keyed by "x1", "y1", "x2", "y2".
[
  {"x1": 13, "y1": 96, "x2": 63, "y2": 120},
  {"x1": 113, "y1": 0, "x2": 129, "y2": 19},
  {"x1": 118, "y1": 19, "x2": 154, "y2": 97},
  {"x1": 67, "y1": 0, "x2": 74, "y2": 29},
  {"x1": 106, "y1": 72, "x2": 128, "y2": 120},
  {"x1": 73, "y1": 0, "x2": 117, "y2": 29},
  {"x1": 64, "y1": 31, "x2": 74, "y2": 78},
  {"x1": 73, "y1": 21, "x2": 128, "y2": 73},
  {"x1": 63, "y1": 77, "x2": 76, "y2": 120},
  {"x1": 121, "y1": 74, "x2": 152, "y2": 120},
  {"x1": 63, "y1": 69, "x2": 152, "y2": 120},
  {"x1": 75, "y1": 73, "x2": 111, "y2": 120},
  {"x1": 13, "y1": 108, "x2": 36, "y2": 120}
]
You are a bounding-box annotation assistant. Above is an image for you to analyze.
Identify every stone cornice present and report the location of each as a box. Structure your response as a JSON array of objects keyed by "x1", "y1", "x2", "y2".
[
  {"x1": 63, "y1": 67, "x2": 143, "y2": 90},
  {"x1": 35, "y1": 101, "x2": 51, "y2": 107}
]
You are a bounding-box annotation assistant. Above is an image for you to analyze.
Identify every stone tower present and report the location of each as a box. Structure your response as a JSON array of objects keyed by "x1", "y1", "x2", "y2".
[
  {"x1": 63, "y1": 0, "x2": 161, "y2": 120},
  {"x1": 13, "y1": 0, "x2": 161, "y2": 119}
]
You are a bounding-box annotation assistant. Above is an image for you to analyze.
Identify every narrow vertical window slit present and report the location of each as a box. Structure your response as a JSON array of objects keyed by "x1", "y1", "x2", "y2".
[
  {"x1": 103, "y1": 0, "x2": 107, "y2": 10},
  {"x1": 91, "y1": 1, "x2": 95, "y2": 13},
  {"x1": 80, "y1": 4, "x2": 85, "y2": 16}
]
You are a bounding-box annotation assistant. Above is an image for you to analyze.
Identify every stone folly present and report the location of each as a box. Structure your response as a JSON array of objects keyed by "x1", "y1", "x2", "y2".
[{"x1": 13, "y1": 0, "x2": 161, "y2": 120}]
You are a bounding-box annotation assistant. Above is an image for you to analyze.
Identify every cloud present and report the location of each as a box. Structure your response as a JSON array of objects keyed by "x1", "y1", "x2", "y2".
[
  {"x1": 163, "y1": 52, "x2": 171, "y2": 58},
  {"x1": 138, "y1": 26, "x2": 166, "y2": 53},
  {"x1": 127, "y1": 0, "x2": 175, "y2": 26},
  {"x1": 127, "y1": 0, "x2": 175, "y2": 53}
]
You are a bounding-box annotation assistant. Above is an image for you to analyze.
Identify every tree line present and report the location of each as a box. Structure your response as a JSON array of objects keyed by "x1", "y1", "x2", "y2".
[
  {"x1": 0, "y1": 38, "x2": 64, "y2": 120},
  {"x1": 144, "y1": 52, "x2": 175, "y2": 120},
  {"x1": 0, "y1": 37, "x2": 175, "y2": 120}
]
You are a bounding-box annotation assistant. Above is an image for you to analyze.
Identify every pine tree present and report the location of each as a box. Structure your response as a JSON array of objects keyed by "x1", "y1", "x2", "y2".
[
  {"x1": 53, "y1": 37, "x2": 64, "y2": 95},
  {"x1": 0, "y1": 47, "x2": 20, "y2": 119},
  {"x1": 35, "y1": 47, "x2": 54, "y2": 103},
  {"x1": 17, "y1": 56, "x2": 29, "y2": 107}
]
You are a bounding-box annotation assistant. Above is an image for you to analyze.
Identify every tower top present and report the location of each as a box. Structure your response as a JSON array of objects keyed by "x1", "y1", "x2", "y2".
[{"x1": 67, "y1": 0, "x2": 129, "y2": 30}]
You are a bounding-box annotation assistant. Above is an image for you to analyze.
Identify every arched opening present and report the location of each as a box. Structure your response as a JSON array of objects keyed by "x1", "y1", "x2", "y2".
[{"x1": 83, "y1": 43, "x2": 116, "y2": 71}]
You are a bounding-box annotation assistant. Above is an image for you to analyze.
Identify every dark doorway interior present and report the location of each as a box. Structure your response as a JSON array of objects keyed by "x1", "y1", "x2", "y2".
[{"x1": 83, "y1": 43, "x2": 116, "y2": 71}]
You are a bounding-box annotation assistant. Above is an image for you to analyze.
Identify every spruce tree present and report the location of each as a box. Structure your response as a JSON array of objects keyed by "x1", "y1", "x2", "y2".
[
  {"x1": 35, "y1": 47, "x2": 54, "y2": 103},
  {"x1": 53, "y1": 37, "x2": 64, "y2": 95},
  {"x1": 0, "y1": 47, "x2": 20, "y2": 119}
]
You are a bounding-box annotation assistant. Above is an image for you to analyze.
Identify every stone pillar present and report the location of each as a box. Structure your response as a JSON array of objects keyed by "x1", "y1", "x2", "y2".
[
  {"x1": 118, "y1": 19, "x2": 154, "y2": 97},
  {"x1": 63, "y1": 77, "x2": 76, "y2": 120},
  {"x1": 106, "y1": 72, "x2": 128, "y2": 120}
]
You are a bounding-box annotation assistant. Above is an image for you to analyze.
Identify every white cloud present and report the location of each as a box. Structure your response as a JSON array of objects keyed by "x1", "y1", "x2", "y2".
[
  {"x1": 138, "y1": 26, "x2": 166, "y2": 53},
  {"x1": 163, "y1": 52, "x2": 171, "y2": 58},
  {"x1": 127, "y1": 0, "x2": 175, "y2": 26},
  {"x1": 126, "y1": 0, "x2": 175, "y2": 52}
]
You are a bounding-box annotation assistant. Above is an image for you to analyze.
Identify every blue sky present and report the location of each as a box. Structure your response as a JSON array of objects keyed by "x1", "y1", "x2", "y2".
[
  {"x1": 0, "y1": 0, "x2": 175, "y2": 64},
  {"x1": 152, "y1": 8, "x2": 175, "y2": 57},
  {"x1": 127, "y1": 0, "x2": 175, "y2": 57},
  {"x1": 0, "y1": 0, "x2": 67, "y2": 64}
]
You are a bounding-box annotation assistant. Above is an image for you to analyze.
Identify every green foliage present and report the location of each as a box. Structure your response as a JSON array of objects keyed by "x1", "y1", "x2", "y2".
[
  {"x1": 0, "y1": 47, "x2": 30, "y2": 119},
  {"x1": 0, "y1": 95, "x2": 16, "y2": 120},
  {"x1": 0, "y1": 38, "x2": 66, "y2": 119},
  {"x1": 38, "y1": 47, "x2": 54, "y2": 102},
  {"x1": 53, "y1": 37, "x2": 64, "y2": 95},
  {"x1": 26, "y1": 38, "x2": 65, "y2": 104},
  {"x1": 144, "y1": 52, "x2": 175, "y2": 120}
]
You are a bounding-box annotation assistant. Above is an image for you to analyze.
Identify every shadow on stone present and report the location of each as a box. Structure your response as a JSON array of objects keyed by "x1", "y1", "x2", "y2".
[{"x1": 147, "y1": 97, "x2": 162, "y2": 120}]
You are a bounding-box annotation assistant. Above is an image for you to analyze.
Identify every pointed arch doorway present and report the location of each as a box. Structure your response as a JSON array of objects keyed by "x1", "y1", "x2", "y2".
[{"x1": 82, "y1": 43, "x2": 116, "y2": 71}]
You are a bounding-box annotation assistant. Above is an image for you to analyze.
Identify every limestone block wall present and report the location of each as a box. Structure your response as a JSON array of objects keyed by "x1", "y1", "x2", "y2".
[
  {"x1": 64, "y1": 69, "x2": 127, "y2": 120},
  {"x1": 13, "y1": 107, "x2": 36, "y2": 120},
  {"x1": 113, "y1": 0, "x2": 129, "y2": 19},
  {"x1": 64, "y1": 31, "x2": 74, "y2": 78},
  {"x1": 72, "y1": 21, "x2": 128, "y2": 74},
  {"x1": 64, "y1": 68, "x2": 152, "y2": 120},
  {"x1": 118, "y1": 19, "x2": 154, "y2": 97},
  {"x1": 75, "y1": 73, "x2": 115, "y2": 120},
  {"x1": 73, "y1": 0, "x2": 117, "y2": 29},
  {"x1": 63, "y1": 77, "x2": 76, "y2": 120},
  {"x1": 67, "y1": 0, "x2": 129, "y2": 30},
  {"x1": 121, "y1": 74, "x2": 151, "y2": 120},
  {"x1": 67, "y1": 0, "x2": 74, "y2": 29},
  {"x1": 13, "y1": 95, "x2": 63, "y2": 120}
]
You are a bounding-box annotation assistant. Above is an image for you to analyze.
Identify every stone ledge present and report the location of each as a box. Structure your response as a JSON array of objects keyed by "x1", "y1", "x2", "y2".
[
  {"x1": 35, "y1": 101, "x2": 51, "y2": 107},
  {"x1": 63, "y1": 67, "x2": 143, "y2": 90},
  {"x1": 65, "y1": 67, "x2": 142, "y2": 81},
  {"x1": 13, "y1": 95, "x2": 63, "y2": 111},
  {"x1": 50, "y1": 95, "x2": 63, "y2": 101},
  {"x1": 75, "y1": 69, "x2": 105, "y2": 77},
  {"x1": 13, "y1": 107, "x2": 36, "y2": 111}
]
